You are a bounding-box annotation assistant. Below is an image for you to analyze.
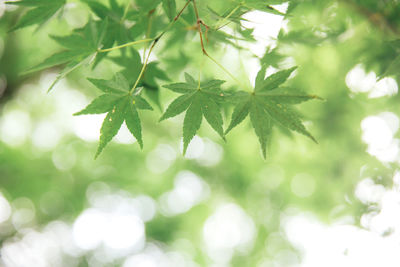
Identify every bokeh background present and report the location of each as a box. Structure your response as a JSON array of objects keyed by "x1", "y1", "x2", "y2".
[{"x1": 1, "y1": 0, "x2": 400, "y2": 266}]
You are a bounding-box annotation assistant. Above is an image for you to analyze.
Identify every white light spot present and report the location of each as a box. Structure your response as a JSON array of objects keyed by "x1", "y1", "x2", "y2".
[
  {"x1": 285, "y1": 212, "x2": 400, "y2": 267},
  {"x1": 203, "y1": 203, "x2": 256, "y2": 263},
  {"x1": 1, "y1": 228, "x2": 65, "y2": 267},
  {"x1": 361, "y1": 113, "x2": 400, "y2": 162},
  {"x1": 123, "y1": 244, "x2": 165, "y2": 267},
  {"x1": 346, "y1": 65, "x2": 398, "y2": 98},
  {"x1": 11, "y1": 197, "x2": 35, "y2": 230},
  {"x1": 32, "y1": 121, "x2": 61, "y2": 150},
  {"x1": 0, "y1": 2, "x2": 6, "y2": 18},
  {"x1": 196, "y1": 138, "x2": 223, "y2": 166},
  {"x1": 379, "y1": 112, "x2": 399, "y2": 134},
  {"x1": 291, "y1": 173, "x2": 316, "y2": 198},
  {"x1": 183, "y1": 136, "x2": 204, "y2": 159},
  {"x1": 355, "y1": 178, "x2": 385, "y2": 204},
  {"x1": 0, "y1": 193, "x2": 11, "y2": 224},
  {"x1": 346, "y1": 64, "x2": 376, "y2": 93},
  {"x1": 103, "y1": 214, "x2": 145, "y2": 250},
  {"x1": 146, "y1": 144, "x2": 176, "y2": 174},
  {"x1": 72, "y1": 114, "x2": 104, "y2": 142},
  {"x1": 0, "y1": 110, "x2": 31, "y2": 146},
  {"x1": 134, "y1": 195, "x2": 157, "y2": 222},
  {"x1": 114, "y1": 122, "x2": 136, "y2": 144},
  {"x1": 241, "y1": 11, "x2": 284, "y2": 56},
  {"x1": 369, "y1": 77, "x2": 398, "y2": 98},
  {"x1": 362, "y1": 116, "x2": 393, "y2": 148},
  {"x1": 159, "y1": 171, "x2": 209, "y2": 216},
  {"x1": 73, "y1": 209, "x2": 106, "y2": 250}
]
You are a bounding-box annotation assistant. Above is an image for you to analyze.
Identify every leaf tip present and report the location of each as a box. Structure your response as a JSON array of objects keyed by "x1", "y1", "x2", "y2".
[
  {"x1": 312, "y1": 95, "x2": 325, "y2": 101},
  {"x1": 158, "y1": 116, "x2": 165, "y2": 122},
  {"x1": 138, "y1": 140, "x2": 144, "y2": 150},
  {"x1": 182, "y1": 140, "x2": 189, "y2": 156},
  {"x1": 308, "y1": 134, "x2": 318, "y2": 144}
]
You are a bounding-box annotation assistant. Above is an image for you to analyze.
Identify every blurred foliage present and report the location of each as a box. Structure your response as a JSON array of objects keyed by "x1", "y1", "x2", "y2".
[{"x1": 0, "y1": 0, "x2": 399, "y2": 266}]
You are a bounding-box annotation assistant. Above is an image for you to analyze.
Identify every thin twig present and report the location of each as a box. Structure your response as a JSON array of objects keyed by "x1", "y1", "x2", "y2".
[
  {"x1": 120, "y1": 0, "x2": 131, "y2": 22},
  {"x1": 214, "y1": 4, "x2": 241, "y2": 30},
  {"x1": 143, "y1": 9, "x2": 155, "y2": 59},
  {"x1": 130, "y1": 40, "x2": 157, "y2": 94},
  {"x1": 206, "y1": 53, "x2": 247, "y2": 89},
  {"x1": 98, "y1": 39, "x2": 153, "y2": 52},
  {"x1": 129, "y1": 0, "x2": 191, "y2": 93},
  {"x1": 192, "y1": 0, "x2": 248, "y2": 89}
]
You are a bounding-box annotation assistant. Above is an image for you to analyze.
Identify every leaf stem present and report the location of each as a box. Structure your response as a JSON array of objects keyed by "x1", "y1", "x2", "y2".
[
  {"x1": 175, "y1": 0, "x2": 191, "y2": 21},
  {"x1": 100, "y1": 0, "x2": 190, "y2": 54},
  {"x1": 214, "y1": 4, "x2": 242, "y2": 30},
  {"x1": 191, "y1": 0, "x2": 248, "y2": 90},
  {"x1": 143, "y1": 9, "x2": 155, "y2": 59},
  {"x1": 129, "y1": 0, "x2": 191, "y2": 94},
  {"x1": 130, "y1": 40, "x2": 157, "y2": 94},
  {"x1": 206, "y1": 53, "x2": 247, "y2": 89},
  {"x1": 120, "y1": 0, "x2": 131, "y2": 22},
  {"x1": 98, "y1": 39, "x2": 153, "y2": 52}
]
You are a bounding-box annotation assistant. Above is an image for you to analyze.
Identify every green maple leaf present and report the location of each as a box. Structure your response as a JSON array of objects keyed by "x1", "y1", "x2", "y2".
[
  {"x1": 24, "y1": 18, "x2": 108, "y2": 92},
  {"x1": 74, "y1": 73, "x2": 153, "y2": 158},
  {"x1": 6, "y1": 0, "x2": 66, "y2": 31},
  {"x1": 226, "y1": 66, "x2": 321, "y2": 158},
  {"x1": 160, "y1": 73, "x2": 226, "y2": 154},
  {"x1": 82, "y1": 0, "x2": 140, "y2": 67},
  {"x1": 110, "y1": 48, "x2": 170, "y2": 110}
]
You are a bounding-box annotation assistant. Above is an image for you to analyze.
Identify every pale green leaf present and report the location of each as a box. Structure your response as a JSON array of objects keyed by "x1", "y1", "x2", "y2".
[
  {"x1": 200, "y1": 95, "x2": 224, "y2": 139},
  {"x1": 7, "y1": 0, "x2": 66, "y2": 31},
  {"x1": 256, "y1": 67, "x2": 297, "y2": 92},
  {"x1": 125, "y1": 101, "x2": 143, "y2": 148},
  {"x1": 95, "y1": 99, "x2": 127, "y2": 158},
  {"x1": 263, "y1": 101, "x2": 317, "y2": 143},
  {"x1": 249, "y1": 100, "x2": 272, "y2": 159}
]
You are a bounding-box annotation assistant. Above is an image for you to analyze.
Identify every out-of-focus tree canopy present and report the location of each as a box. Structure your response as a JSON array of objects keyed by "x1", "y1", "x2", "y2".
[{"x1": 0, "y1": 0, "x2": 400, "y2": 266}]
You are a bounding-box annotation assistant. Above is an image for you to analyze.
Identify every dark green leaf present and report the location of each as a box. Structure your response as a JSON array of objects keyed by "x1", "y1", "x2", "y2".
[
  {"x1": 183, "y1": 95, "x2": 203, "y2": 154},
  {"x1": 250, "y1": 97, "x2": 272, "y2": 159},
  {"x1": 73, "y1": 94, "x2": 122, "y2": 115},
  {"x1": 125, "y1": 100, "x2": 143, "y2": 148},
  {"x1": 7, "y1": 0, "x2": 66, "y2": 31}
]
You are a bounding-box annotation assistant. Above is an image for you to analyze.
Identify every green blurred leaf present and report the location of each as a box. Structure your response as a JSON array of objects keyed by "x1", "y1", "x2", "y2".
[
  {"x1": 162, "y1": 0, "x2": 176, "y2": 21},
  {"x1": 6, "y1": 0, "x2": 66, "y2": 31}
]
